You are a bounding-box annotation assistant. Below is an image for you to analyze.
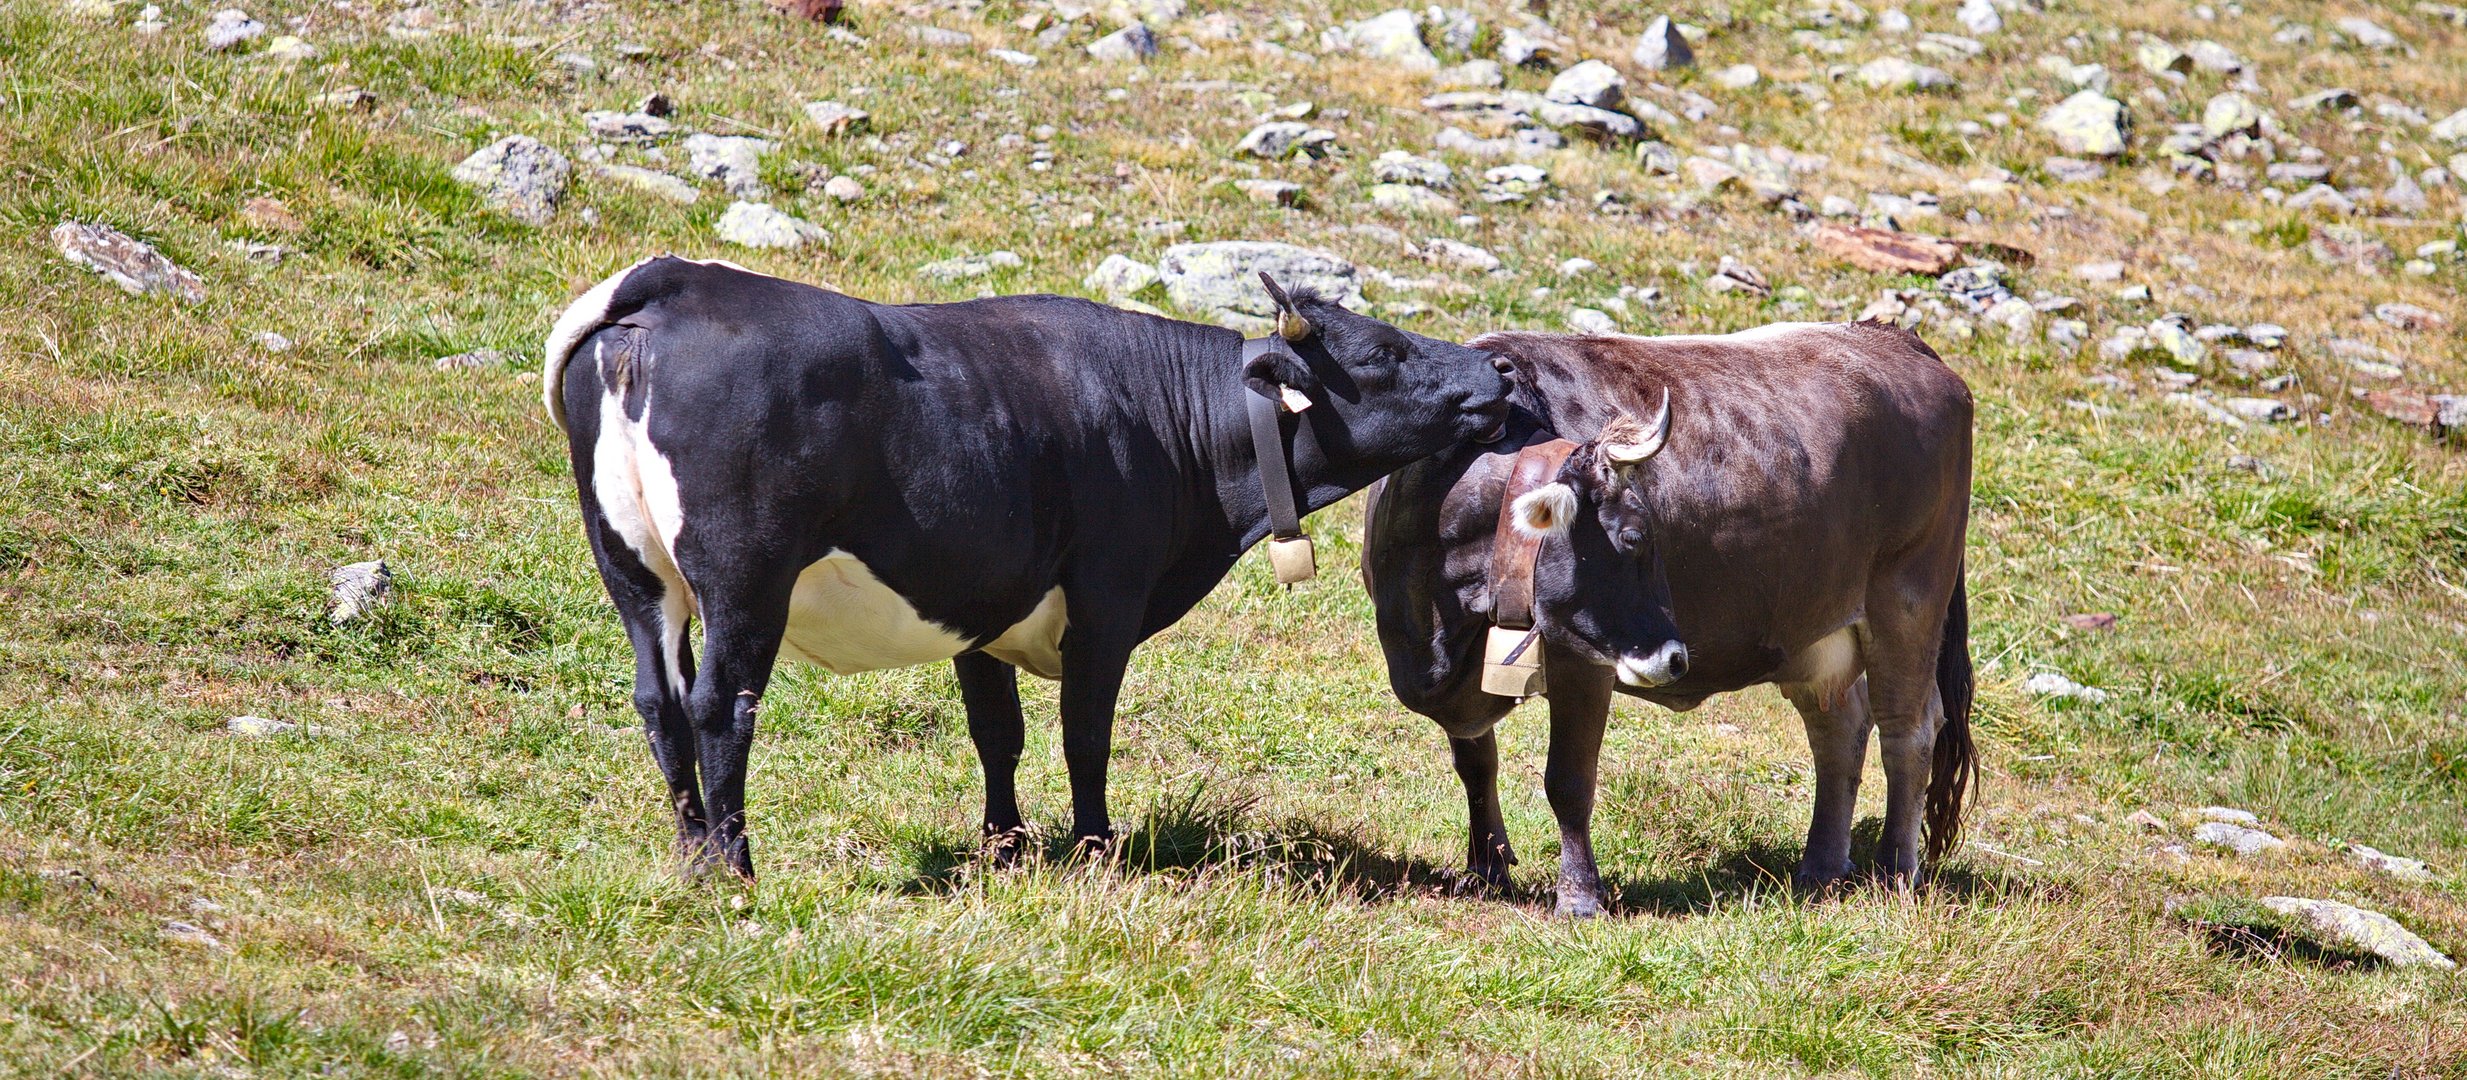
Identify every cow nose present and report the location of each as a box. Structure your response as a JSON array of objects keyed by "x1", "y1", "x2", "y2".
[
  {"x1": 1490, "y1": 354, "x2": 1516, "y2": 375},
  {"x1": 1614, "y1": 641, "x2": 1689, "y2": 688}
]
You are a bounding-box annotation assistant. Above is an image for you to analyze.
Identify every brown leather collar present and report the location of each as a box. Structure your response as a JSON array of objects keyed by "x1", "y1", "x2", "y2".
[{"x1": 1488, "y1": 438, "x2": 1577, "y2": 630}]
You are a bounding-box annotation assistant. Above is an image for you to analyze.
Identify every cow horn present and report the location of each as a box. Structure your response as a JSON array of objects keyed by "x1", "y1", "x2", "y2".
[
  {"x1": 1603, "y1": 389, "x2": 1672, "y2": 467},
  {"x1": 1277, "y1": 309, "x2": 1313, "y2": 342}
]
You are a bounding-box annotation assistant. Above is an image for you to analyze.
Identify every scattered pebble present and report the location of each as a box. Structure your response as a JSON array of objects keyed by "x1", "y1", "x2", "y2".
[
  {"x1": 52, "y1": 221, "x2": 205, "y2": 302},
  {"x1": 2259, "y1": 896, "x2": 2452, "y2": 968}
]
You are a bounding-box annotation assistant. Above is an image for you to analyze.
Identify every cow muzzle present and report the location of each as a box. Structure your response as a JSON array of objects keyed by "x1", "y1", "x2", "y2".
[{"x1": 1614, "y1": 641, "x2": 1689, "y2": 688}]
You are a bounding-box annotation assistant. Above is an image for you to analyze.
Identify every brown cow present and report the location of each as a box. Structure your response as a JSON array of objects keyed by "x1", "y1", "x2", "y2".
[{"x1": 1362, "y1": 321, "x2": 1975, "y2": 915}]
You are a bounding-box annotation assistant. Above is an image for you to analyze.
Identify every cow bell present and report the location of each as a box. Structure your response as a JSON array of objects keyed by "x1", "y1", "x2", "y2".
[
  {"x1": 1267, "y1": 535, "x2": 1317, "y2": 585},
  {"x1": 1481, "y1": 625, "x2": 1547, "y2": 698}
]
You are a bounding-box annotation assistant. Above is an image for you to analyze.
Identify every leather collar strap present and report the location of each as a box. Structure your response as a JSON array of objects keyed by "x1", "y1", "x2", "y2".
[
  {"x1": 1488, "y1": 438, "x2": 1578, "y2": 631},
  {"x1": 1242, "y1": 336, "x2": 1305, "y2": 542}
]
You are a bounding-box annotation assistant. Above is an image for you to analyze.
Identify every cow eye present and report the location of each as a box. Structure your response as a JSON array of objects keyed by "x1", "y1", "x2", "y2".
[{"x1": 1619, "y1": 527, "x2": 1645, "y2": 548}]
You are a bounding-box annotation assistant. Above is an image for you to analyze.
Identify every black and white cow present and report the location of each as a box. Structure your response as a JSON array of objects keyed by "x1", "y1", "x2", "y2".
[{"x1": 544, "y1": 256, "x2": 1511, "y2": 880}]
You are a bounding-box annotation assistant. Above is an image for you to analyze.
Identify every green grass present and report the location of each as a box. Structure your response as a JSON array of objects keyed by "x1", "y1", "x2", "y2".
[{"x1": 3, "y1": 0, "x2": 2465, "y2": 1074}]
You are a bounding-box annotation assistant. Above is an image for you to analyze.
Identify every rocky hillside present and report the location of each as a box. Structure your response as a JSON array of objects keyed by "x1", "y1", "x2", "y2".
[{"x1": 5, "y1": 0, "x2": 2465, "y2": 1073}]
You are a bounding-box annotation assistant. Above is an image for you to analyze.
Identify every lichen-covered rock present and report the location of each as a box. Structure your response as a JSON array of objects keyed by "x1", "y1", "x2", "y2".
[
  {"x1": 593, "y1": 163, "x2": 699, "y2": 204},
  {"x1": 1545, "y1": 59, "x2": 1625, "y2": 110},
  {"x1": 51, "y1": 221, "x2": 205, "y2": 302},
  {"x1": 328, "y1": 560, "x2": 393, "y2": 624},
  {"x1": 204, "y1": 8, "x2": 263, "y2": 49},
  {"x1": 2040, "y1": 90, "x2": 2129, "y2": 157},
  {"x1": 1086, "y1": 23, "x2": 1158, "y2": 62},
  {"x1": 2203, "y1": 92, "x2": 2264, "y2": 139},
  {"x1": 1235, "y1": 121, "x2": 1336, "y2": 160},
  {"x1": 683, "y1": 134, "x2": 772, "y2": 198},
  {"x1": 1322, "y1": 9, "x2": 1438, "y2": 71},
  {"x1": 918, "y1": 251, "x2": 1023, "y2": 281},
  {"x1": 1857, "y1": 57, "x2": 1956, "y2": 91},
  {"x1": 1157, "y1": 242, "x2": 1361, "y2": 319},
  {"x1": 1372, "y1": 150, "x2": 1454, "y2": 188},
  {"x1": 2193, "y1": 821, "x2": 2285, "y2": 857},
  {"x1": 1632, "y1": 15, "x2": 1692, "y2": 70},
  {"x1": 2259, "y1": 897, "x2": 2454, "y2": 969},
  {"x1": 713, "y1": 201, "x2": 825, "y2": 249},
  {"x1": 1084, "y1": 254, "x2": 1160, "y2": 300},
  {"x1": 450, "y1": 135, "x2": 571, "y2": 225}
]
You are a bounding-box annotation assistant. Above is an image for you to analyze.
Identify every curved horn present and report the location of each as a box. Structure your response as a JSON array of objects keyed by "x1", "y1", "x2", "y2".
[
  {"x1": 1277, "y1": 309, "x2": 1314, "y2": 341},
  {"x1": 1602, "y1": 389, "x2": 1672, "y2": 467}
]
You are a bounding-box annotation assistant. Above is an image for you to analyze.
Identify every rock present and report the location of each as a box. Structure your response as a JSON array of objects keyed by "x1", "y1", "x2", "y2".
[
  {"x1": 1372, "y1": 150, "x2": 1453, "y2": 188},
  {"x1": 1877, "y1": 8, "x2": 1913, "y2": 33},
  {"x1": 315, "y1": 87, "x2": 376, "y2": 111},
  {"x1": 2259, "y1": 897, "x2": 2453, "y2": 969},
  {"x1": 1983, "y1": 297, "x2": 2037, "y2": 338},
  {"x1": 1857, "y1": 57, "x2": 1956, "y2": 91},
  {"x1": 203, "y1": 8, "x2": 263, "y2": 49},
  {"x1": 713, "y1": 201, "x2": 825, "y2": 249},
  {"x1": 2197, "y1": 806, "x2": 2260, "y2": 825},
  {"x1": 328, "y1": 560, "x2": 393, "y2": 623},
  {"x1": 918, "y1": 251, "x2": 1023, "y2": 282},
  {"x1": 2126, "y1": 809, "x2": 2169, "y2": 831},
  {"x1": 803, "y1": 100, "x2": 871, "y2": 136},
  {"x1": 2285, "y1": 184, "x2": 2357, "y2": 214},
  {"x1": 2375, "y1": 303, "x2": 2446, "y2": 331},
  {"x1": 1711, "y1": 63, "x2": 1761, "y2": 89},
  {"x1": 2363, "y1": 390, "x2": 2467, "y2": 439},
  {"x1": 585, "y1": 111, "x2": 672, "y2": 143},
  {"x1": 1558, "y1": 258, "x2": 1597, "y2": 277},
  {"x1": 1232, "y1": 178, "x2": 1303, "y2": 206},
  {"x1": 1545, "y1": 60, "x2": 1625, "y2": 110},
  {"x1": 227, "y1": 715, "x2": 316, "y2": 736},
  {"x1": 2024, "y1": 671, "x2": 2108, "y2": 703},
  {"x1": 1235, "y1": 122, "x2": 1336, "y2": 160},
  {"x1": 160, "y1": 920, "x2": 226, "y2": 950},
  {"x1": 905, "y1": 24, "x2": 972, "y2": 48},
  {"x1": 1633, "y1": 15, "x2": 1693, "y2": 70},
  {"x1": 2331, "y1": 17, "x2": 2400, "y2": 49},
  {"x1": 553, "y1": 52, "x2": 600, "y2": 81},
  {"x1": 1323, "y1": 10, "x2": 1437, "y2": 71},
  {"x1": 2136, "y1": 39, "x2": 2191, "y2": 75},
  {"x1": 2045, "y1": 318, "x2": 2090, "y2": 356},
  {"x1": 1812, "y1": 223, "x2": 1960, "y2": 274},
  {"x1": 1421, "y1": 237, "x2": 1499, "y2": 272},
  {"x1": 821, "y1": 175, "x2": 865, "y2": 202},
  {"x1": 1086, "y1": 23, "x2": 1159, "y2": 62},
  {"x1": 1635, "y1": 140, "x2": 1680, "y2": 176},
  {"x1": 2266, "y1": 161, "x2": 2333, "y2": 184},
  {"x1": 2072, "y1": 261, "x2": 2126, "y2": 283},
  {"x1": 2040, "y1": 91, "x2": 2129, "y2": 158},
  {"x1": 1479, "y1": 162, "x2": 1551, "y2": 202},
  {"x1": 2185, "y1": 40, "x2": 2245, "y2": 73},
  {"x1": 1567, "y1": 308, "x2": 1619, "y2": 334},
  {"x1": 988, "y1": 48, "x2": 1038, "y2": 67},
  {"x1": 1535, "y1": 102, "x2": 1644, "y2": 142},
  {"x1": 2043, "y1": 156, "x2": 2107, "y2": 183},
  {"x1": 51, "y1": 221, "x2": 205, "y2": 302},
  {"x1": 1422, "y1": 6, "x2": 1478, "y2": 52},
  {"x1": 1084, "y1": 254, "x2": 1159, "y2": 300},
  {"x1": 261, "y1": 34, "x2": 316, "y2": 62},
  {"x1": 450, "y1": 136, "x2": 571, "y2": 225},
  {"x1": 1434, "y1": 60, "x2": 1504, "y2": 88},
  {"x1": 1370, "y1": 184, "x2": 1459, "y2": 215},
  {"x1": 2431, "y1": 109, "x2": 2467, "y2": 144},
  {"x1": 2245, "y1": 323, "x2": 2289, "y2": 349},
  {"x1": 1157, "y1": 242, "x2": 1361, "y2": 318},
  {"x1": 1495, "y1": 27, "x2": 1556, "y2": 68},
  {"x1": 2349, "y1": 844, "x2": 2434, "y2": 882},
  {"x1": 2150, "y1": 319, "x2": 2207, "y2": 367},
  {"x1": 2309, "y1": 225, "x2": 2392, "y2": 270},
  {"x1": 1703, "y1": 256, "x2": 1770, "y2": 296},
  {"x1": 256, "y1": 331, "x2": 292, "y2": 352},
  {"x1": 2202, "y1": 93, "x2": 2263, "y2": 139},
  {"x1": 682, "y1": 134, "x2": 772, "y2": 198},
  {"x1": 2061, "y1": 612, "x2": 2118, "y2": 631},
  {"x1": 1683, "y1": 156, "x2": 1743, "y2": 192},
  {"x1": 432, "y1": 349, "x2": 504, "y2": 371},
  {"x1": 2289, "y1": 88, "x2": 2361, "y2": 111},
  {"x1": 593, "y1": 164, "x2": 698, "y2": 204},
  {"x1": 2222, "y1": 397, "x2": 2296, "y2": 423},
  {"x1": 1956, "y1": 0, "x2": 2000, "y2": 35},
  {"x1": 2193, "y1": 821, "x2": 2285, "y2": 856}
]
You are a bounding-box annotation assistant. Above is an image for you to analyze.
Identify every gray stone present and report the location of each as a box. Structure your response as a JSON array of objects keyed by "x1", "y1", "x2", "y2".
[
  {"x1": 713, "y1": 201, "x2": 825, "y2": 249},
  {"x1": 161, "y1": 920, "x2": 226, "y2": 950},
  {"x1": 918, "y1": 250, "x2": 1023, "y2": 281},
  {"x1": 2289, "y1": 88, "x2": 2360, "y2": 111},
  {"x1": 1495, "y1": 27, "x2": 1556, "y2": 68},
  {"x1": 2222, "y1": 397, "x2": 2296, "y2": 423},
  {"x1": 804, "y1": 99, "x2": 872, "y2": 136},
  {"x1": 432, "y1": 348, "x2": 504, "y2": 371},
  {"x1": 682, "y1": 133, "x2": 772, "y2": 198},
  {"x1": 451, "y1": 135, "x2": 571, "y2": 225},
  {"x1": 2332, "y1": 17, "x2": 2400, "y2": 49},
  {"x1": 2266, "y1": 161, "x2": 2333, "y2": 184},
  {"x1": 1372, "y1": 150, "x2": 1453, "y2": 188},
  {"x1": 51, "y1": 221, "x2": 205, "y2": 302},
  {"x1": 1235, "y1": 121, "x2": 1336, "y2": 159},
  {"x1": 1422, "y1": 6, "x2": 1478, "y2": 52},
  {"x1": 328, "y1": 560, "x2": 392, "y2": 624},
  {"x1": 2374, "y1": 302, "x2": 2445, "y2": 331},
  {"x1": 1434, "y1": 59, "x2": 1503, "y2": 88},
  {"x1": 2194, "y1": 821, "x2": 2286, "y2": 856},
  {"x1": 261, "y1": 34, "x2": 316, "y2": 62},
  {"x1": 1856, "y1": 57, "x2": 1955, "y2": 91},
  {"x1": 1633, "y1": 15, "x2": 1693, "y2": 70},
  {"x1": 2137, "y1": 39, "x2": 2191, "y2": 75},
  {"x1": 1635, "y1": 140, "x2": 1680, "y2": 175},
  {"x1": 2044, "y1": 156, "x2": 2107, "y2": 182},
  {"x1": 822, "y1": 175, "x2": 865, "y2": 202},
  {"x1": 1370, "y1": 183, "x2": 1459, "y2": 215},
  {"x1": 585, "y1": 111, "x2": 672, "y2": 143},
  {"x1": 1956, "y1": 0, "x2": 2000, "y2": 35},
  {"x1": 1157, "y1": 242, "x2": 1361, "y2": 318},
  {"x1": 1083, "y1": 254, "x2": 1159, "y2": 300},
  {"x1": 2259, "y1": 897, "x2": 2453, "y2": 968},
  {"x1": 1536, "y1": 101, "x2": 1644, "y2": 142},
  {"x1": 1711, "y1": 63, "x2": 1762, "y2": 89},
  {"x1": 2350, "y1": 844, "x2": 2435, "y2": 882},
  {"x1": 2431, "y1": 108, "x2": 2467, "y2": 144},
  {"x1": 593, "y1": 164, "x2": 698, "y2": 204},
  {"x1": 2185, "y1": 39, "x2": 2245, "y2": 72},
  {"x1": 2024, "y1": 671, "x2": 2108, "y2": 702},
  {"x1": 2040, "y1": 90, "x2": 2129, "y2": 157},
  {"x1": 1683, "y1": 156, "x2": 1743, "y2": 192},
  {"x1": 1323, "y1": 9, "x2": 1437, "y2": 70},
  {"x1": 1232, "y1": 178, "x2": 1303, "y2": 205},
  {"x1": 1105, "y1": 0, "x2": 1183, "y2": 25},
  {"x1": 1703, "y1": 255, "x2": 1769, "y2": 296},
  {"x1": 1566, "y1": 307, "x2": 1618, "y2": 334},
  {"x1": 905, "y1": 24, "x2": 973, "y2": 48},
  {"x1": 2197, "y1": 807, "x2": 2260, "y2": 825},
  {"x1": 1086, "y1": 23, "x2": 1159, "y2": 62},
  {"x1": 1545, "y1": 60, "x2": 1625, "y2": 110},
  {"x1": 2202, "y1": 92, "x2": 2263, "y2": 138},
  {"x1": 2151, "y1": 319, "x2": 2207, "y2": 367},
  {"x1": 1421, "y1": 237, "x2": 1499, "y2": 272},
  {"x1": 204, "y1": 8, "x2": 263, "y2": 49}
]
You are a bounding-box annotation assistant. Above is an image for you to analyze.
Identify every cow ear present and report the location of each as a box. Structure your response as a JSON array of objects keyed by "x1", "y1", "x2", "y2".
[
  {"x1": 1244, "y1": 343, "x2": 1320, "y2": 401},
  {"x1": 1511, "y1": 482, "x2": 1577, "y2": 539}
]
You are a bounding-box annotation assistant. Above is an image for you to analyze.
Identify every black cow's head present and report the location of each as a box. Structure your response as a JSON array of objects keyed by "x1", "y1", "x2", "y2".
[
  {"x1": 1250, "y1": 274, "x2": 1512, "y2": 487},
  {"x1": 1507, "y1": 394, "x2": 1689, "y2": 688}
]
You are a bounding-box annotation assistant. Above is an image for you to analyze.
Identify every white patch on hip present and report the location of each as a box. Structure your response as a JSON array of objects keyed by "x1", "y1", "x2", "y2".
[
  {"x1": 591, "y1": 356, "x2": 694, "y2": 699},
  {"x1": 781, "y1": 555, "x2": 1069, "y2": 680}
]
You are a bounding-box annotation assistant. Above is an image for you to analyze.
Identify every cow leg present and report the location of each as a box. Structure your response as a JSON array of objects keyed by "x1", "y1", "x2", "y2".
[
  {"x1": 681, "y1": 573, "x2": 795, "y2": 884},
  {"x1": 1542, "y1": 643, "x2": 1615, "y2": 918},
  {"x1": 1781, "y1": 675, "x2": 1872, "y2": 891},
  {"x1": 1056, "y1": 631, "x2": 1138, "y2": 853},
  {"x1": 1450, "y1": 731, "x2": 1517, "y2": 891},
  {"x1": 576, "y1": 489, "x2": 712, "y2": 872},
  {"x1": 953, "y1": 652, "x2": 1030, "y2": 860},
  {"x1": 1864, "y1": 573, "x2": 1957, "y2": 889}
]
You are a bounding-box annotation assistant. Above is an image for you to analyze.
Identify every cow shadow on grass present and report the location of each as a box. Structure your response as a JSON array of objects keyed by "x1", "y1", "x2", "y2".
[{"x1": 894, "y1": 800, "x2": 2052, "y2": 915}]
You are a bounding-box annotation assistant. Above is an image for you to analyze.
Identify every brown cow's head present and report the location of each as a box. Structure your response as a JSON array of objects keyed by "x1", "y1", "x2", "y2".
[{"x1": 1508, "y1": 393, "x2": 1689, "y2": 688}]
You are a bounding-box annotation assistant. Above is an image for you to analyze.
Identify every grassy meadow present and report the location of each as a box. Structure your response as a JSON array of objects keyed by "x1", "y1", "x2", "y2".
[{"x1": 1, "y1": 0, "x2": 2464, "y2": 1073}]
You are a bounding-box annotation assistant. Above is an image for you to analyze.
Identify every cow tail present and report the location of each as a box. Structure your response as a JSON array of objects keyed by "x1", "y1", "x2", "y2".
[{"x1": 1922, "y1": 569, "x2": 1976, "y2": 868}]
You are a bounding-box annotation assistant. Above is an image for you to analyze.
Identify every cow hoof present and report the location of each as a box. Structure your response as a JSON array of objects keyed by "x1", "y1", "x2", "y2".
[
  {"x1": 980, "y1": 826, "x2": 1031, "y2": 867},
  {"x1": 1554, "y1": 893, "x2": 1600, "y2": 919},
  {"x1": 1066, "y1": 830, "x2": 1116, "y2": 863},
  {"x1": 1453, "y1": 865, "x2": 1512, "y2": 897},
  {"x1": 1791, "y1": 865, "x2": 1852, "y2": 895}
]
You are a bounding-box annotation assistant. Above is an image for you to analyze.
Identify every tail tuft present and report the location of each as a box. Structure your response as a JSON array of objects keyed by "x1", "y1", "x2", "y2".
[{"x1": 1923, "y1": 572, "x2": 1977, "y2": 867}]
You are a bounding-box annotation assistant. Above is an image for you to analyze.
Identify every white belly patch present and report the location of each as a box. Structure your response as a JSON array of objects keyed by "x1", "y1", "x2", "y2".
[{"x1": 782, "y1": 552, "x2": 1068, "y2": 681}]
